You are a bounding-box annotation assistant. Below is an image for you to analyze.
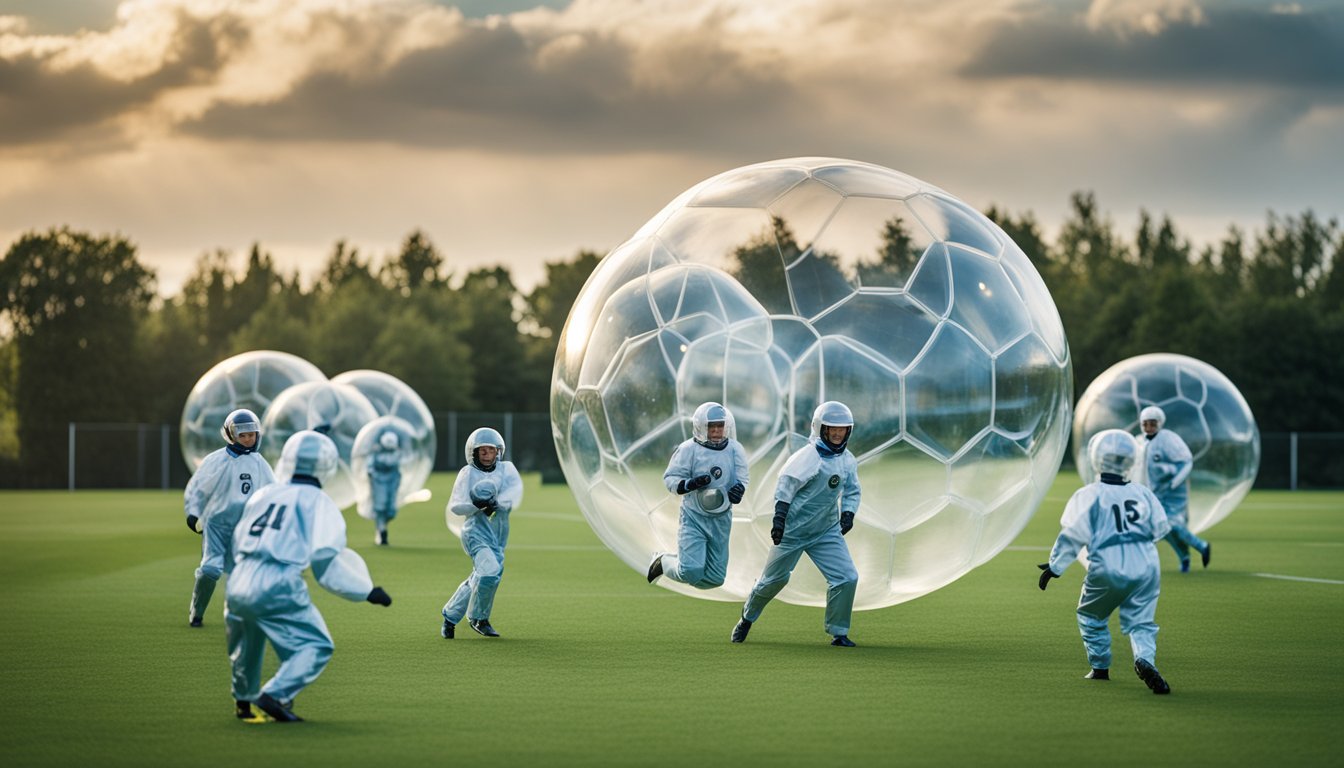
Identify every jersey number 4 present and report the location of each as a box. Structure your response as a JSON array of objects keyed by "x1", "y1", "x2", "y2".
[
  {"x1": 1111, "y1": 500, "x2": 1139, "y2": 532},
  {"x1": 248, "y1": 504, "x2": 288, "y2": 536}
]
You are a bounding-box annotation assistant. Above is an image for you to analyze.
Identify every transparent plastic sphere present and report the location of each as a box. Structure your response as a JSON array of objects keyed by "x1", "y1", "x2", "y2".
[
  {"x1": 1074, "y1": 353, "x2": 1260, "y2": 533},
  {"x1": 259, "y1": 381, "x2": 378, "y2": 509},
  {"x1": 332, "y1": 369, "x2": 437, "y2": 498},
  {"x1": 550, "y1": 157, "x2": 1072, "y2": 609},
  {"x1": 350, "y1": 415, "x2": 432, "y2": 520},
  {"x1": 179, "y1": 350, "x2": 327, "y2": 471}
]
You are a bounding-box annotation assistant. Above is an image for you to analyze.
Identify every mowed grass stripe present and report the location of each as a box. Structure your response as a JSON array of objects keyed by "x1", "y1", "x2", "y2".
[{"x1": 0, "y1": 475, "x2": 1340, "y2": 767}]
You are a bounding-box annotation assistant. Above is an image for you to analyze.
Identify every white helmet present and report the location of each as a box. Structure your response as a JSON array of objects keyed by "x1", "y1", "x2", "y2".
[
  {"x1": 379, "y1": 431, "x2": 400, "y2": 451},
  {"x1": 465, "y1": 427, "x2": 505, "y2": 470},
  {"x1": 220, "y1": 408, "x2": 261, "y2": 445},
  {"x1": 692, "y1": 402, "x2": 735, "y2": 448},
  {"x1": 810, "y1": 401, "x2": 854, "y2": 453},
  {"x1": 277, "y1": 430, "x2": 339, "y2": 485},
  {"x1": 1088, "y1": 429, "x2": 1138, "y2": 478},
  {"x1": 1139, "y1": 405, "x2": 1166, "y2": 428}
]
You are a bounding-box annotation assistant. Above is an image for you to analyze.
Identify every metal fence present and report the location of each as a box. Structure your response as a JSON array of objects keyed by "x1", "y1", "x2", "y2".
[{"x1": 2, "y1": 423, "x2": 1341, "y2": 491}]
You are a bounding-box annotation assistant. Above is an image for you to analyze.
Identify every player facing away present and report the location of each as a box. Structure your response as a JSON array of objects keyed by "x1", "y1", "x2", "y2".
[
  {"x1": 368, "y1": 430, "x2": 403, "y2": 546},
  {"x1": 732, "y1": 401, "x2": 861, "y2": 647},
  {"x1": 183, "y1": 408, "x2": 276, "y2": 628},
  {"x1": 1037, "y1": 429, "x2": 1173, "y2": 694},
  {"x1": 225, "y1": 430, "x2": 393, "y2": 723},
  {"x1": 441, "y1": 427, "x2": 523, "y2": 639},
  {"x1": 1139, "y1": 405, "x2": 1211, "y2": 572},
  {"x1": 647, "y1": 402, "x2": 750, "y2": 589}
]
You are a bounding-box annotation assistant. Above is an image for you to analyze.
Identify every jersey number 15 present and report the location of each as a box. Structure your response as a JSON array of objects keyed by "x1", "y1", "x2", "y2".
[{"x1": 1111, "y1": 500, "x2": 1139, "y2": 532}]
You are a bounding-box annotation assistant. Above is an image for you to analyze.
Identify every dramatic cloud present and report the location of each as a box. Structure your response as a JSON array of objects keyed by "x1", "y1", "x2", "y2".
[{"x1": 0, "y1": 0, "x2": 1340, "y2": 295}]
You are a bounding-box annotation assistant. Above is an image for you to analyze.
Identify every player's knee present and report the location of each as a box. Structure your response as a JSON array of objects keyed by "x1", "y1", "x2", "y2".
[
  {"x1": 477, "y1": 572, "x2": 501, "y2": 589},
  {"x1": 681, "y1": 564, "x2": 706, "y2": 584},
  {"x1": 197, "y1": 564, "x2": 223, "y2": 581}
]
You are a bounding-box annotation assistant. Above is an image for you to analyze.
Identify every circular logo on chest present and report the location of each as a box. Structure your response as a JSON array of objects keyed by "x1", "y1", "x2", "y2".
[
  {"x1": 828, "y1": 474, "x2": 841, "y2": 488},
  {"x1": 711, "y1": 466, "x2": 723, "y2": 479}
]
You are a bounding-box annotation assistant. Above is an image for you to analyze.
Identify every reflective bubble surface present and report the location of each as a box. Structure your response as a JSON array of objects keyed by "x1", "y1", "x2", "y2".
[
  {"x1": 259, "y1": 381, "x2": 378, "y2": 509},
  {"x1": 1074, "y1": 353, "x2": 1260, "y2": 533},
  {"x1": 551, "y1": 158, "x2": 1072, "y2": 608},
  {"x1": 179, "y1": 350, "x2": 326, "y2": 471}
]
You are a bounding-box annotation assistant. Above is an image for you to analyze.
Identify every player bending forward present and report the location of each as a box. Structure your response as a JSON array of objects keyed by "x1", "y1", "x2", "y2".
[{"x1": 226, "y1": 430, "x2": 393, "y2": 723}]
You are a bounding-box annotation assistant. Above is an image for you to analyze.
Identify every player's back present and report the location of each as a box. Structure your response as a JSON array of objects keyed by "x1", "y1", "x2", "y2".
[{"x1": 234, "y1": 481, "x2": 341, "y2": 570}]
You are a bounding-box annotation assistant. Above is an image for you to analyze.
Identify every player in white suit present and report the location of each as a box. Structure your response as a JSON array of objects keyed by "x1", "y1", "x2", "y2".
[
  {"x1": 1037, "y1": 429, "x2": 1173, "y2": 694},
  {"x1": 225, "y1": 431, "x2": 393, "y2": 722},
  {"x1": 732, "y1": 401, "x2": 861, "y2": 647},
  {"x1": 1138, "y1": 405, "x2": 1211, "y2": 572},
  {"x1": 647, "y1": 402, "x2": 750, "y2": 589},
  {"x1": 441, "y1": 427, "x2": 524, "y2": 639},
  {"x1": 183, "y1": 408, "x2": 276, "y2": 627}
]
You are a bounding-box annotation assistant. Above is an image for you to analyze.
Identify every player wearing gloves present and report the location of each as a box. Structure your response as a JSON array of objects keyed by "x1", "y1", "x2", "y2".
[
  {"x1": 647, "y1": 402, "x2": 750, "y2": 590},
  {"x1": 368, "y1": 431, "x2": 403, "y2": 546},
  {"x1": 1037, "y1": 429, "x2": 1172, "y2": 694},
  {"x1": 1138, "y1": 405, "x2": 1211, "y2": 572},
  {"x1": 183, "y1": 408, "x2": 276, "y2": 627},
  {"x1": 441, "y1": 427, "x2": 523, "y2": 639},
  {"x1": 225, "y1": 430, "x2": 393, "y2": 723},
  {"x1": 732, "y1": 401, "x2": 861, "y2": 647}
]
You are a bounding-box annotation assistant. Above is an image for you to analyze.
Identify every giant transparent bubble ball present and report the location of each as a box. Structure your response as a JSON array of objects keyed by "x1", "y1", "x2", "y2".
[
  {"x1": 333, "y1": 370, "x2": 437, "y2": 505},
  {"x1": 179, "y1": 350, "x2": 327, "y2": 471},
  {"x1": 1074, "y1": 353, "x2": 1259, "y2": 533},
  {"x1": 350, "y1": 415, "x2": 432, "y2": 520},
  {"x1": 550, "y1": 157, "x2": 1072, "y2": 609},
  {"x1": 259, "y1": 381, "x2": 378, "y2": 509}
]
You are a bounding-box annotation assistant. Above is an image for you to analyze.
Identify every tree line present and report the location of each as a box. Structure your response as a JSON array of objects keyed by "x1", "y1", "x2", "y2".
[{"x1": 1, "y1": 192, "x2": 1340, "y2": 487}]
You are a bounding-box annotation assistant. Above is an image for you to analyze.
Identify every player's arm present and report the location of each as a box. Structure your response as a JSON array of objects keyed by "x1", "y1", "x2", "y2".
[
  {"x1": 495, "y1": 464, "x2": 524, "y2": 513},
  {"x1": 446, "y1": 467, "x2": 478, "y2": 517}
]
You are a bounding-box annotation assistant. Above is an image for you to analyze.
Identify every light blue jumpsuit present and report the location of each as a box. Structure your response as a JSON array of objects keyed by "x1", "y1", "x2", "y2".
[
  {"x1": 661, "y1": 437, "x2": 750, "y2": 589},
  {"x1": 1142, "y1": 429, "x2": 1207, "y2": 566},
  {"x1": 741, "y1": 441, "x2": 860, "y2": 637},
  {"x1": 368, "y1": 447, "x2": 402, "y2": 532},
  {"x1": 442, "y1": 461, "x2": 524, "y2": 625},
  {"x1": 184, "y1": 445, "x2": 275, "y2": 622},
  {"x1": 225, "y1": 478, "x2": 377, "y2": 705},
  {"x1": 1047, "y1": 477, "x2": 1172, "y2": 670}
]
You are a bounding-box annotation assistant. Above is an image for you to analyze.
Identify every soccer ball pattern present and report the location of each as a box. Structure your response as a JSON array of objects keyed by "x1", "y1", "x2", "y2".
[
  {"x1": 334, "y1": 370, "x2": 437, "y2": 514},
  {"x1": 259, "y1": 380, "x2": 378, "y2": 509},
  {"x1": 551, "y1": 158, "x2": 1072, "y2": 609},
  {"x1": 1073, "y1": 353, "x2": 1260, "y2": 533},
  {"x1": 179, "y1": 350, "x2": 327, "y2": 471}
]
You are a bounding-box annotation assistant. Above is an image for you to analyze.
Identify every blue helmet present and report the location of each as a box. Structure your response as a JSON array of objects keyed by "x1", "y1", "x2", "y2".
[
  {"x1": 811, "y1": 401, "x2": 854, "y2": 454},
  {"x1": 221, "y1": 408, "x2": 261, "y2": 448}
]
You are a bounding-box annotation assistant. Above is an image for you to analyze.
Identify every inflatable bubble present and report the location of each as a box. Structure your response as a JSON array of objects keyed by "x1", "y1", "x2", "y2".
[
  {"x1": 350, "y1": 415, "x2": 432, "y2": 520},
  {"x1": 179, "y1": 350, "x2": 326, "y2": 471},
  {"x1": 259, "y1": 381, "x2": 378, "y2": 509},
  {"x1": 1074, "y1": 353, "x2": 1259, "y2": 533},
  {"x1": 333, "y1": 370, "x2": 437, "y2": 507},
  {"x1": 551, "y1": 157, "x2": 1072, "y2": 609}
]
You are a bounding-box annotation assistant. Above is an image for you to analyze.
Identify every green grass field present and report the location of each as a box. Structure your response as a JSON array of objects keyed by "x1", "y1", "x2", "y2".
[{"x1": 2, "y1": 475, "x2": 1340, "y2": 767}]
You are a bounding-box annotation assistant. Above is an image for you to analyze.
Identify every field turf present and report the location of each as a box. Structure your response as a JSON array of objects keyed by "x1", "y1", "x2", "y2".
[{"x1": 1, "y1": 475, "x2": 1340, "y2": 766}]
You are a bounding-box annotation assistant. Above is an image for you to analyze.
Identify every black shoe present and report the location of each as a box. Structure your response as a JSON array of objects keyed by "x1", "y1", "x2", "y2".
[
  {"x1": 376, "y1": 530, "x2": 388, "y2": 546},
  {"x1": 235, "y1": 700, "x2": 255, "y2": 719},
  {"x1": 731, "y1": 618, "x2": 752, "y2": 643},
  {"x1": 1134, "y1": 659, "x2": 1171, "y2": 695},
  {"x1": 1085, "y1": 668, "x2": 1110, "y2": 680},
  {"x1": 255, "y1": 692, "x2": 304, "y2": 722},
  {"x1": 831, "y1": 635, "x2": 856, "y2": 647},
  {"x1": 469, "y1": 619, "x2": 500, "y2": 637},
  {"x1": 189, "y1": 616, "x2": 203, "y2": 628},
  {"x1": 441, "y1": 617, "x2": 455, "y2": 639},
  {"x1": 1201, "y1": 542, "x2": 1212, "y2": 568},
  {"x1": 646, "y1": 554, "x2": 665, "y2": 583}
]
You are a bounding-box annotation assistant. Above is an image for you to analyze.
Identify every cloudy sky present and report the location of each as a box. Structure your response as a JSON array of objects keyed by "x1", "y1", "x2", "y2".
[{"x1": 1, "y1": 0, "x2": 1341, "y2": 295}]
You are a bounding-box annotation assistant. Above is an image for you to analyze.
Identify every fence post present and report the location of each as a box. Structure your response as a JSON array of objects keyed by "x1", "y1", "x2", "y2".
[
  {"x1": 504, "y1": 412, "x2": 513, "y2": 460},
  {"x1": 68, "y1": 422, "x2": 76, "y2": 492},
  {"x1": 1290, "y1": 431, "x2": 1298, "y2": 491}
]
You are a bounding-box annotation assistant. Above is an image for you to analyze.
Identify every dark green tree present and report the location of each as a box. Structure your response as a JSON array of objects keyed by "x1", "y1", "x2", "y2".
[{"x1": 0, "y1": 228, "x2": 155, "y2": 483}]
